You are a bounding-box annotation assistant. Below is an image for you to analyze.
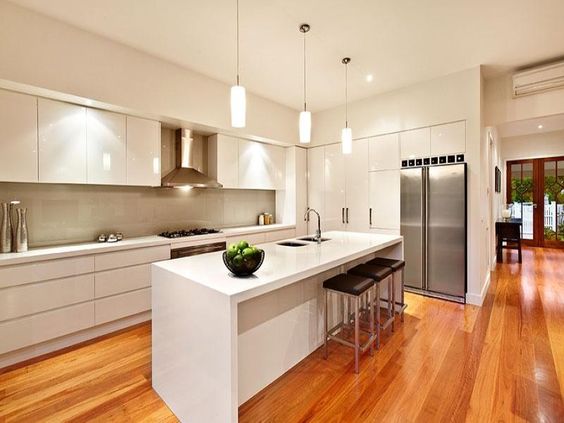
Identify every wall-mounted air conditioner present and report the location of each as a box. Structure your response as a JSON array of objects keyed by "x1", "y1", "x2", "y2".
[{"x1": 512, "y1": 60, "x2": 564, "y2": 97}]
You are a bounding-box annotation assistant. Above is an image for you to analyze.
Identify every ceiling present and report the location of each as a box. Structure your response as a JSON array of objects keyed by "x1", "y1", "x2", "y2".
[
  {"x1": 498, "y1": 113, "x2": 564, "y2": 138},
  {"x1": 8, "y1": 0, "x2": 564, "y2": 112}
]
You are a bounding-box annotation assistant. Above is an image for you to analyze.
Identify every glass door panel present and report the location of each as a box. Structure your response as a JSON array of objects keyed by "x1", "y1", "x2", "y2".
[
  {"x1": 508, "y1": 161, "x2": 535, "y2": 241},
  {"x1": 543, "y1": 157, "x2": 564, "y2": 247}
]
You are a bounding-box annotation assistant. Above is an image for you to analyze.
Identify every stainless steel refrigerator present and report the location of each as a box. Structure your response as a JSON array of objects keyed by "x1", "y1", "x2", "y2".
[{"x1": 400, "y1": 163, "x2": 467, "y2": 302}]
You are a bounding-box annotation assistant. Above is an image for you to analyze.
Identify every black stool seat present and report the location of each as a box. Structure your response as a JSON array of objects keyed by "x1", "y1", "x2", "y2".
[
  {"x1": 367, "y1": 257, "x2": 405, "y2": 271},
  {"x1": 349, "y1": 264, "x2": 392, "y2": 281},
  {"x1": 323, "y1": 274, "x2": 373, "y2": 296}
]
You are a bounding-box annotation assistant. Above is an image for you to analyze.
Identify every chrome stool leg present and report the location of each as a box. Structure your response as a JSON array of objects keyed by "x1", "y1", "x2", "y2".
[
  {"x1": 369, "y1": 286, "x2": 375, "y2": 356},
  {"x1": 354, "y1": 296, "x2": 360, "y2": 373},
  {"x1": 324, "y1": 289, "x2": 329, "y2": 359},
  {"x1": 375, "y1": 282, "x2": 381, "y2": 349}
]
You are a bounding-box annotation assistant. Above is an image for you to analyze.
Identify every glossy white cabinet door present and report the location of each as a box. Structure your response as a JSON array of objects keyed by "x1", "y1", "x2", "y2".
[
  {"x1": 208, "y1": 134, "x2": 239, "y2": 188},
  {"x1": 264, "y1": 143, "x2": 286, "y2": 190},
  {"x1": 38, "y1": 98, "x2": 87, "y2": 183},
  {"x1": 400, "y1": 127, "x2": 430, "y2": 160},
  {"x1": 369, "y1": 170, "x2": 400, "y2": 230},
  {"x1": 345, "y1": 138, "x2": 369, "y2": 232},
  {"x1": 0, "y1": 90, "x2": 38, "y2": 182},
  {"x1": 239, "y1": 140, "x2": 284, "y2": 190},
  {"x1": 307, "y1": 146, "x2": 325, "y2": 234},
  {"x1": 126, "y1": 116, "x2": 161, "y2": 186},
  {"x1": 87, "y1": 109, "x2": 126, "y2": 185},
  {"x1": 369, "y1": 133, "x2": 400, "y2": 171},
  {"x1": 324, "y1": 144, "x2": 346, "y2": 231},
  {"x1": 431, "y1": 121, "x2": 466, "y2": 155}
]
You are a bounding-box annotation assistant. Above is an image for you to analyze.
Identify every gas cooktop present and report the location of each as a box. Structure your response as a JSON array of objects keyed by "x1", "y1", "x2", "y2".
[{"x1": 159, "y1": 228, "x2": 222, "y2": 239}]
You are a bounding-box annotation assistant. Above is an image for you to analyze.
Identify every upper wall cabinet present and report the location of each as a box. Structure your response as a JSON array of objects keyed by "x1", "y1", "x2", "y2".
[
  {"x1": 400, "y1": 127, "x2": 430, "y2": 160},
  {"x1": 39, "y1": 99, "x2": 87, "y2": 184},
  {"x1": 126, "y1": 116, "x2": 161, "y2": 187},
  {"x1": 430, "y1": 121, "x2": 466, "y2": 156},
  {"x1": 87, "y1": 109, "x2": 126, "y2": 185},
  {"x1": 208, "y1": 134, "x2": 239, "y2": 189},
  {"x1": 369, "y1": 133, "x2": 400, "y2": 171},
  {"x1": 0, "y1": 90, "x2": 38, "y2": 183},
  {"x1": 209, "y1": 134, "x2": 285, "y2": 190}
]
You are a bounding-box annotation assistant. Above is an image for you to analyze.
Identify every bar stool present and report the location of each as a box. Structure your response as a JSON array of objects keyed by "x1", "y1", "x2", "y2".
[
  {"x1": 348, "y1": 263, "x2": 394, "y2": 339},
  {"x1": 368, "y1": 258, "x2": 406, "y2": 322},
  {"x1": 323, "y1": 273, "x2": 376, "y2": 373}
]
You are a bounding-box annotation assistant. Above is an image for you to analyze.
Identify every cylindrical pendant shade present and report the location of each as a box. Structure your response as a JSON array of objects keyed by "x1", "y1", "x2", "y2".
[
  {"x1": 299, "y1": 111, "x2": 312, "y2": 144},
  {"x1": 231, "y1": 85, "x2": 246, "y2": 128},
  {"x1": 341, "y1": 127, "x2": 352, "y2": 154}
]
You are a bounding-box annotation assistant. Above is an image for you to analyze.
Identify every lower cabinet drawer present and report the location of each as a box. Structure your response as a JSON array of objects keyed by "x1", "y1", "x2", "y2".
[
  {"x1": 95, "y1": 288, "x2": 151, "y2": 325},
  {"x1": 0, "y1": 302, "x2": 95, "y2": 355},
  {"x1": 95, "y1": 264, "x2": 150, "y2": 298},
  {"x1": 264, "y1": 228, "x2": 296, "y2": 242},
  {"x1": 0, "y1": 274, "x2": 94, "y2": 321},
  {"x1": 94, "y1": 245, "x2": 170, "y2": 272}
]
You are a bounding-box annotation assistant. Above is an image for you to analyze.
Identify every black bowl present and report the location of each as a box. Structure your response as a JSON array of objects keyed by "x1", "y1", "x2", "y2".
[{"x1": 222, "y1": 250, "x2": 265, "y2": 277}]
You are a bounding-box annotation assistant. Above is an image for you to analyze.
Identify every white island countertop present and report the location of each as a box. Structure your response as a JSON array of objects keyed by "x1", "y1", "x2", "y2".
[{"x1": 154, "y1": 231, "x2": 402, "y2": 304}]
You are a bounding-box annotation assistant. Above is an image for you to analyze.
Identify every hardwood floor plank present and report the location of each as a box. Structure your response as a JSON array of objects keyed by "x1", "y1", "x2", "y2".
[{"x1": 0, "y1": 247, "x2": 562, "y2": 422}]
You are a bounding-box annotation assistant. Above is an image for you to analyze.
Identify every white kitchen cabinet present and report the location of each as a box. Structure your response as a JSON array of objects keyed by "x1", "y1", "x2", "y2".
[
  {"x1": 38, "y1": 98, "x2": 87, "y2": 183},
  {"x1": 400, "y1": 127, "x2": 430, "y2": 160},
  {"x1": 95, "y1": 288, "x2": 151, "y2": 325},
  {"x1": 87, "y1": 109, "x2": 126, "y2": 185},
  {"x1": 307, "y1": 146, "x2": 325, "y2": 234},
  {"x1": 238, "y1": 139, "x2": 285, "y2": 190},
  {"x1": 208, "y1": 134, "x2": 239, "y2": 188},
  {"x1": 369, "y1": 133, "x2": 400, "y2": 171},
  {"x1": 324, "y1": 144, "x2": 346, "y2": 231},
  {"x1": 369, "y1": 170, "x2": 400, "y2": 230},
  {"x1": 345, "y1": 139, "x2": 369, "y2": 232},
  {"x1": 0, "y1": 90, "x2": 38, "y2": 182},
  {"x1": 431, "y1": 121, "x2": 465, "y2": 155},
  {"x1": 126, "y1": 116, "x2": 161, "y2": 186}
]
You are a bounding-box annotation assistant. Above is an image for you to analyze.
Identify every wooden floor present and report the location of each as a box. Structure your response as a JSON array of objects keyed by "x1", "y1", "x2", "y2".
[{"x1": 1, "y1": 247, "x2": 563, "y2": 422}]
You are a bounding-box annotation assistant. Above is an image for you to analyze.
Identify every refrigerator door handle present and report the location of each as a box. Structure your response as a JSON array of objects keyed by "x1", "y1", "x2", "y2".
[
  {"x1": 342, "y1": 207, "x2": 345, "y2": 224},
  {"x1": 422, "y1": 167, "x2": 428, "y2": 291},
  {"x1": 369, "y1": 208, "x2": 372, "y2": 226},
  {"x1": 346, "y1": 208, "x2": 349, "y2": 224},
  {"x1": 424, "y1": 167, "x2": 430, "y2": 291}
]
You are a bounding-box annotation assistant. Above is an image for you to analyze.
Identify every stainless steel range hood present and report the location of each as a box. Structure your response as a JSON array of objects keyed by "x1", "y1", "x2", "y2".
[{"x1": 161, "y1": 129, "x2": 222, "y2": 188}]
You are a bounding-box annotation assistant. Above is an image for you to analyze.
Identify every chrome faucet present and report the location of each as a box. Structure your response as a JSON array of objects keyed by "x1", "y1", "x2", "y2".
[{"x1": 304, "y1": 207, "x2": 322, "y2": 243}]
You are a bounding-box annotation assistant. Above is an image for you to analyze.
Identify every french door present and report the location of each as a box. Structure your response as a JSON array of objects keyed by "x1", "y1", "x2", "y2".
[{"x1": 507, "y1": 156, "x2": 564, "y2": 248}]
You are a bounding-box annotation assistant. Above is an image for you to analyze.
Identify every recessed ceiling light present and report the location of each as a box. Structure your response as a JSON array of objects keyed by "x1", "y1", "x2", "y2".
[
  {"x1": 537, "y1": 124, "x2": 544, "y2": 129},
  {"x1": 366, "y1": 74, "x2": 374, "y2": 82}
]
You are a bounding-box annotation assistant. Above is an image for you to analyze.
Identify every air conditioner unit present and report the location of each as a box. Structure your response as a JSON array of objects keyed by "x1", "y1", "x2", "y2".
[{"x1": 512, "y1": 60, "x2": 564, "y2": 97}]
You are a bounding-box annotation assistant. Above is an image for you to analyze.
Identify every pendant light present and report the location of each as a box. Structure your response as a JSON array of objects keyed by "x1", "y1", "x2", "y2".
[
  {"x1": 231, "y1": 0, "x2": 246, "y2": 128},
  {"x1": 298, "y1": 24, "x2": 311, "y2": 144},
  {"x1": 341, "y1": 57, "x2": 352, "y2": 154}
]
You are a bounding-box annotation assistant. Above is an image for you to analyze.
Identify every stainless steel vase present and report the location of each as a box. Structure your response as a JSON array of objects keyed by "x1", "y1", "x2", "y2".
[
  {"x1": 15, "y1": 208, "x2": 28, "y2": 253},
  {"x1": 0, "y1": 203, "x2": 11, "y2": 253}
]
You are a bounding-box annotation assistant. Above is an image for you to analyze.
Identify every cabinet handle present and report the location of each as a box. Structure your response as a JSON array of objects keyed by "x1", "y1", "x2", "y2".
[
  {"x1": 369, "y1": 208, "x2": 372, "y2": 226},
  {"x1": 346, "y1": 208, "x2": 349, "y2": 224},
  {"x1": 342, "y1": 208, "x2": 345, "y2": 224}
]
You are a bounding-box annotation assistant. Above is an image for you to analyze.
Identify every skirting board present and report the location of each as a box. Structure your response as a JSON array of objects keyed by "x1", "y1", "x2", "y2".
[
  {"x1": 0, "y1": 311, "x2": 151, "y2": 369},
  {"x1": 466, "y1": 272, "x2": 491, "y2": 306}
]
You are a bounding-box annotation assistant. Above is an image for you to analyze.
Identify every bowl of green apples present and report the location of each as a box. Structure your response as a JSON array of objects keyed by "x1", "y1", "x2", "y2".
[{"x1": 222, "y1": 240, "x2": 265, "y2": 277}]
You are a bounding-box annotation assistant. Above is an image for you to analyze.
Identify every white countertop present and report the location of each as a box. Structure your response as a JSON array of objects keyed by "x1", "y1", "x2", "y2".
[
  {"x1": 154, "y1": 231, "x2": 402, "y2": 303},
  {"x1": 0, "y1": 223, "x2": 295, "y2": 267}
]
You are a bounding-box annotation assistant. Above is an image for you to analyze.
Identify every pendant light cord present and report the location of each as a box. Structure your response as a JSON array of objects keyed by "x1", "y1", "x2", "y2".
[
  {"x1": 303, "y1": 31, "x2": 307, "y2": 111},
  {"x1": 236, "y1": 0, "x2": 240, "y2": 86},
  {"x1": 345, "y1": 62, "x2": 348, "y2": 128}
]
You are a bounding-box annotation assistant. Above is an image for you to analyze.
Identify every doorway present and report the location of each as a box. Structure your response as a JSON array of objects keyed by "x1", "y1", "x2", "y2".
[{"x1": 507, "y1": 156, "x2": 564, "y2": 247}]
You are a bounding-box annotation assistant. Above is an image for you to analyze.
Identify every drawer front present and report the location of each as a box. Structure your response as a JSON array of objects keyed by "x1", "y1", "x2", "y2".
[
  {"x1": 95, "y1": 245, "x2": 169, "y2": 271},
  {"x1": 226, "y1": 233, "x2": 266, "y2": 247},
  {"x1": 0, "y1": 274, "x2": 94, "y2": 321},
  {"x1": 95, "y1": 288, "x2": 151, "y2": 325},
  {"x1": 264, "y1": 229, "x2": 296, "y2": 243},
  {"x1": 0, "y1": 302, "x2": 94, "y2": 355},
  {"x1": 0, "y1": 256, "x2": 94, "y2": 289},
  {"x1": 95, "y1": 264, "x2": 151, "y2": 298}
]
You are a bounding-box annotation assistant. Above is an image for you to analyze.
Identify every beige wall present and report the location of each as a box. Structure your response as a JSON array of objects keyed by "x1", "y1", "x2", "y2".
[
  {"x1": 311, "y1": 67, "x2": 487, "y2": 305},
  {"x1": 502, "y1": 129, "x2": 564, "y2": 161},
  {"x1": 0, "y1": 183, "x2": 275, "y2": 247},
  {"x1": 0, "y1": 0, "x2": 299, "y2": 145}
]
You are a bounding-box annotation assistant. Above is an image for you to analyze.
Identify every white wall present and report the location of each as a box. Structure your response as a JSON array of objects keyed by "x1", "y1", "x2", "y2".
[
  {"x1": 485, "y1": 74, "x2": 564, "y2": 126},
  {"x1": 311, "y1": 67, "x2": 487, "y2": 305},
  {"x1": 502, "y1": 129, "x2": 564, "y2": 161},
  {"x1": 0, "y1": 0, "x2": 298, "y2": 145}
]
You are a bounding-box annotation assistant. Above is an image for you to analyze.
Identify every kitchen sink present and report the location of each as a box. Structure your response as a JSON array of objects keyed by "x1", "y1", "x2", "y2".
[
  {"x1": 277, "y1": 241, "x2": 308, "y2": 247},
  {"x1": 298, "y1": 237, "x2": 331, "y2": 243}
]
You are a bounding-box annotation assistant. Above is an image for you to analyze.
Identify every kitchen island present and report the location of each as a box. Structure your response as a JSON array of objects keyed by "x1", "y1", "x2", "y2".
[{"x1": 152, "y1": 231, "x2": 403, "y2": 423}]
